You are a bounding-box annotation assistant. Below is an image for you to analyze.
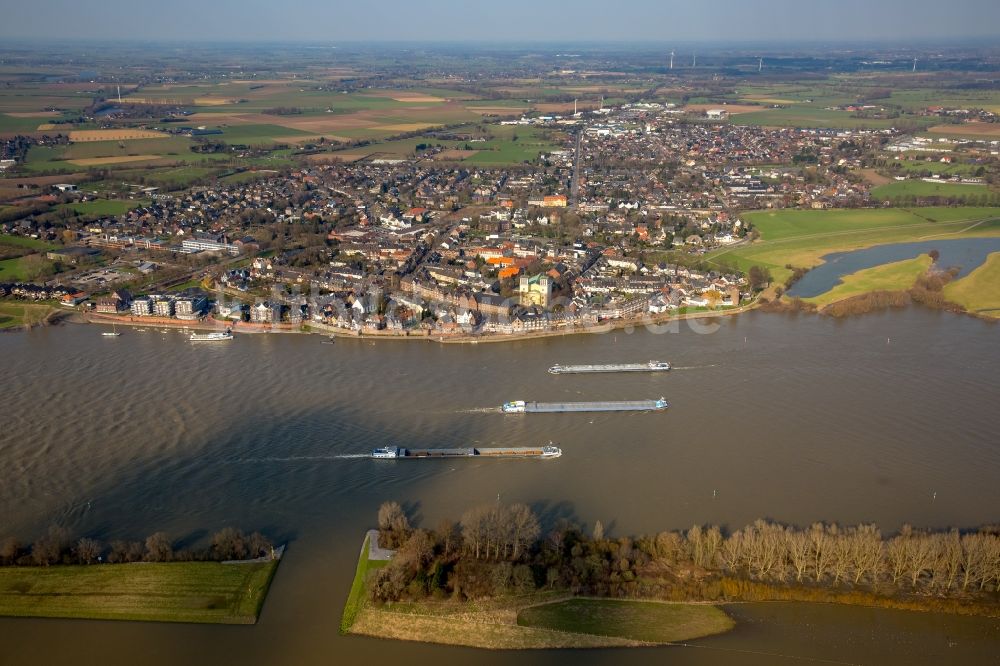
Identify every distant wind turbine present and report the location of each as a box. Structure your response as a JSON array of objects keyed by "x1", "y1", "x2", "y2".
[
  {"x1": 669, "y1": 50, "x2": 674, "y2": 70},
  {"x1": 692, "y1": 53, "x2": 697, "y2": 68},
  {"x1": 758, "y1": 57, "x2": 763, "y2": 73},
  {"x1": 912, "y1": 57, "x2": 917, "y2": 72}
]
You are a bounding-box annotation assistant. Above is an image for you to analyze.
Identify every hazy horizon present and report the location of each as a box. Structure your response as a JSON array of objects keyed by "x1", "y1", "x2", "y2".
[{"x1": 1, "y1": 0, "x2": 998, "y2": 44}]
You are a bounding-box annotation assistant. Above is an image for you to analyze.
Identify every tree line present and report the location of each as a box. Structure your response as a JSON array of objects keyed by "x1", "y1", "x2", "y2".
[
  {"x1": 0, "y1": 526, "x2": 274, "y2": 567},
  {"x1": 369, "y1": 501, "x2": 1000, "y2": 613}
]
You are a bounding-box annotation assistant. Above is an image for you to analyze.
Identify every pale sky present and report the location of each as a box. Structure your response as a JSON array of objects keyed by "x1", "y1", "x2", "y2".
[{"x1": 0, "y1": 0, "x2": 998, "y2": 43}]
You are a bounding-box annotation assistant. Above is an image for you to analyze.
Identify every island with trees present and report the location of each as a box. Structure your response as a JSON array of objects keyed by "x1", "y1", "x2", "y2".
[
  {"x1": 0, "y1": 526, "x2": 282, "y2": 624},
  {"x1": 341, "y1": 502, "x2": 1000, "y2": 649}
]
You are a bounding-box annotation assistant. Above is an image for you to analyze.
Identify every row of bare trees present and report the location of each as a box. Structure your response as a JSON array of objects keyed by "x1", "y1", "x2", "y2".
[
  {"x1": 670, "y1": 521, "x2": 1000, "y2": 593},
  {"x1": 372, "y1": 500, "x2": 1000, "y2": 605},
  {"x1": 378, "y1": 501, "x2": 542, "y2": 562},
  {"x1": 0, "y1": 526, "x2": 273, "y2": 567},
  {"x1": 459, "y1": 504, "x2": 540, "y2": 561}
]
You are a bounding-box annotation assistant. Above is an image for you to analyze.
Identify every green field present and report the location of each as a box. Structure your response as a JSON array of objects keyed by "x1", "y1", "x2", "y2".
[
  {"x1": 0, "y1": 114, "x2": 53, "y2": 133},
  {"x1": 110, "y1": 165, "x2": 224, "y2": 189},
  {"x1": 517, "y1": 598, "x2": 734, "y2": 643},
  {"x1": 328, "y1": 124, "x2": 561, "y2": 165},
  {"x1": 208, "y1": 123, "x2": 313, "y2": 144},
  {"x1": 732, "y1": 107, "x2": 935, "y2": 131},
  {"x1": 0, "y1": 235, "x2": 55, "y2": 281},
  {"x1": 219, "y1": 170, "x2": 276, "y2": 184},
  {"x1": 340, "y1": 534, "x2": 387, "y2": 633},
  {"x1": 0, "y1": 255, "x2": 46, "y2": 281},
  {"x1": 23, "y1": 145, "x2": 86, "y2": 173},
  {"x1": 886, "y1": 89, "x2": 1000, "y2": 114},
  {"x1": 943, "y1": 252, "x2": 1000, "y2": 318},
  {"x1": 890, "y1": 161, "x2": 980, "y2": 177},
  {"x1": 871, "y1": 180, "x2": 994, "y2": 203},
  {"x1": 464, "y1": 126, "x2": 559, "y2": 164},
  {"x1": 0, "y1": 561, "x2": 278, "y2": 623},
  {"x1": 0, "y1": 302, "x2": 59, "y2": 329},
  {"x1": 710, "y1": 207, "x2": 1000, "y2": 282},
  {"x1": 60, "y1": 199, "x2": 145, "y2": 216},
  {"x1": 749, "y1": 207, "x2": 1000, "y2": 241},
  {"x1": 23, "y1": 136, "x2": 232, "y2": 173},
  {"x1": 724, "y1": 78, "x2": 1000, "y2": 130},
  {"x1": 0, "y1": 234, "x2": 54, "y2": 250},
  {"x1": 59, "y1": 137, "x2": 183, "y2": 159},
  {"x1": 129, "y1": 86, "x2": 457, "y2": 114},
  {"x1": 805, "y1": 255, "x2": 933, "y2": 308}
]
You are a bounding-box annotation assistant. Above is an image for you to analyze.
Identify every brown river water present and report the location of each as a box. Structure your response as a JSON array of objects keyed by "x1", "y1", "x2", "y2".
[{"x1": 1, "y1": 309, "x2": 998, "y2": 665}]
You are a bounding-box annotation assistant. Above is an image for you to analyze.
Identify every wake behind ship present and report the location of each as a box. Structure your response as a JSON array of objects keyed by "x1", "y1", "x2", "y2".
[
  {"x1": 548, "y1": 360, "x2": 670, "y2": 374},
  {"x1": 371, "y1": 444, "x2": 562, "y2": 459}
]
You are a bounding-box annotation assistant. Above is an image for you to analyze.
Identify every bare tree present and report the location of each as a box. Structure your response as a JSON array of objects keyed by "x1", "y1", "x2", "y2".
[
  {"x1": 809, "y1": 523, "x2": 832, "y2": 582},
  {"x1": 688, "y1": 525, "x2": 705, "y2": 567},
  {"x1": 786, "y1": 530, "x2": 811, "y2": 582},
  {"x1": 378, "y1": 501, "x2": 411, "y2": 547},
  {"x1": 703, "y1": 525, "x2": 723, "y2": 569},
  {"x1": 850, "y1": 524, "x2": 884, "y2": 585},
  {"x1": 211, "y1": 527, "x2": 247, "y2": 561},
  {"x1": 721, "y1": 530, "x2": 747, "y2": 574},
  {"x1": 107, "y1": 539, "x2": 144, "y2": 563},
  {"x1": 126, "y1": 541, "x2": 145, "y2": 563},
  {"x1": 508, "y1": 504, "x2": 540, "y2": 560},
  {"x1": 144, "y1": 532, "x2": 173, "y2": 562},
  {"x1": 247, "y1": 531, "x2": 273, "y2": 559},
  {"x1": 434, "y1": 518, "x2": 459, "y2": 558},
  {"x1": 933, "y1": 531, "x2": 962, "y2": 592},
  {"x1": 905, "y1": 530, "x2": 937, "y2": 588},
  {"x1": 654, "y1": 531, "x2": 684, "y2": 565},
  {"x1": 744, "y1": 520, "x2": 787, "y2": 581},
  {"x1": 107, "y1": 540, "x2": 129, "y2": 564},
  {"x1": 75, "y1": 538, "x2": 102, "y2": 565},
  {"x1": 461, "y1": 506, "x2": 488, "y2": 559},
  {"x1": 0, "y1": 537, "x2": 21, "y2": 566},
  {"x1": 829, "y1": 525, "x2": 853, "y2": 585},
  {"x1": 979, "y1": 533, "x2": 1000, "y2": 591},
  {"x1": 398, "y1": 529, "x2": 434, "y2": 569},
  {"x1": 886, "y1": 533, "x2": 910, "y2": 586},
  {"x1": 31, "y1": 526, "x2": 69, "y2": 566},
  {"x1": 960, "y1": 533, "x2": 987, "y2": 591}
]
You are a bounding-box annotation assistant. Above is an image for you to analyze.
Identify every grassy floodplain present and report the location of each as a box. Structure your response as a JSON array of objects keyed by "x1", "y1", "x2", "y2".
[
  {"x1": 340, "y1": 534, "x2": 387, "y2": 633},
  {"x1": 517, "y1": 598, "x2": 734, "y2": 644},
  {"x1": 342, "y1": 532, "x2": 733, "y2": 649},
  {"x1": 0, "y1": 301, "x2": 60, "y2": 329},
  {"x1": 347, "y1": 592, "x2": 733, "y2": 649},
  {"x1": 870, "y1": 180, "x2": 994, "y2": 203},
  {"x1": 0, "y1": 560, "x2": 279, "y2": 624},
  {"x1": 710, "y1": 207, "x2": 1000, "y2": 282},
  {"x1": 943, "y1": 252, "x2": 1000, "y2": 318},
  {"x1": 804, "y1": 255, "x2": 933, "y2": 308},
  {"x1": 59, "y1": 199, "x2": 146, "y2": 216}
]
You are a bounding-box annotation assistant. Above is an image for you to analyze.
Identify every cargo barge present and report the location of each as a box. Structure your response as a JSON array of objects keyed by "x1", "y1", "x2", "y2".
[
  {"x1": 548, "y1": 360, "x2": 670, "y2": 374},
  {"x1": 501, "y1": 398, "x2": 668, "y2": 413},
  {"x1": 371, "y1": 444, "x2": 562, "y2": 459}
]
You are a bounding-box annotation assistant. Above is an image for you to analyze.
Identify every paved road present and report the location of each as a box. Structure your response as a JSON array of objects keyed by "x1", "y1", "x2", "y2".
[
  {"x1": 366, "y1": 529, "x2": 395, "y2": 561},
  {"x1": 570, "y1": 127, "x2": 583, "y2": 209}
]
